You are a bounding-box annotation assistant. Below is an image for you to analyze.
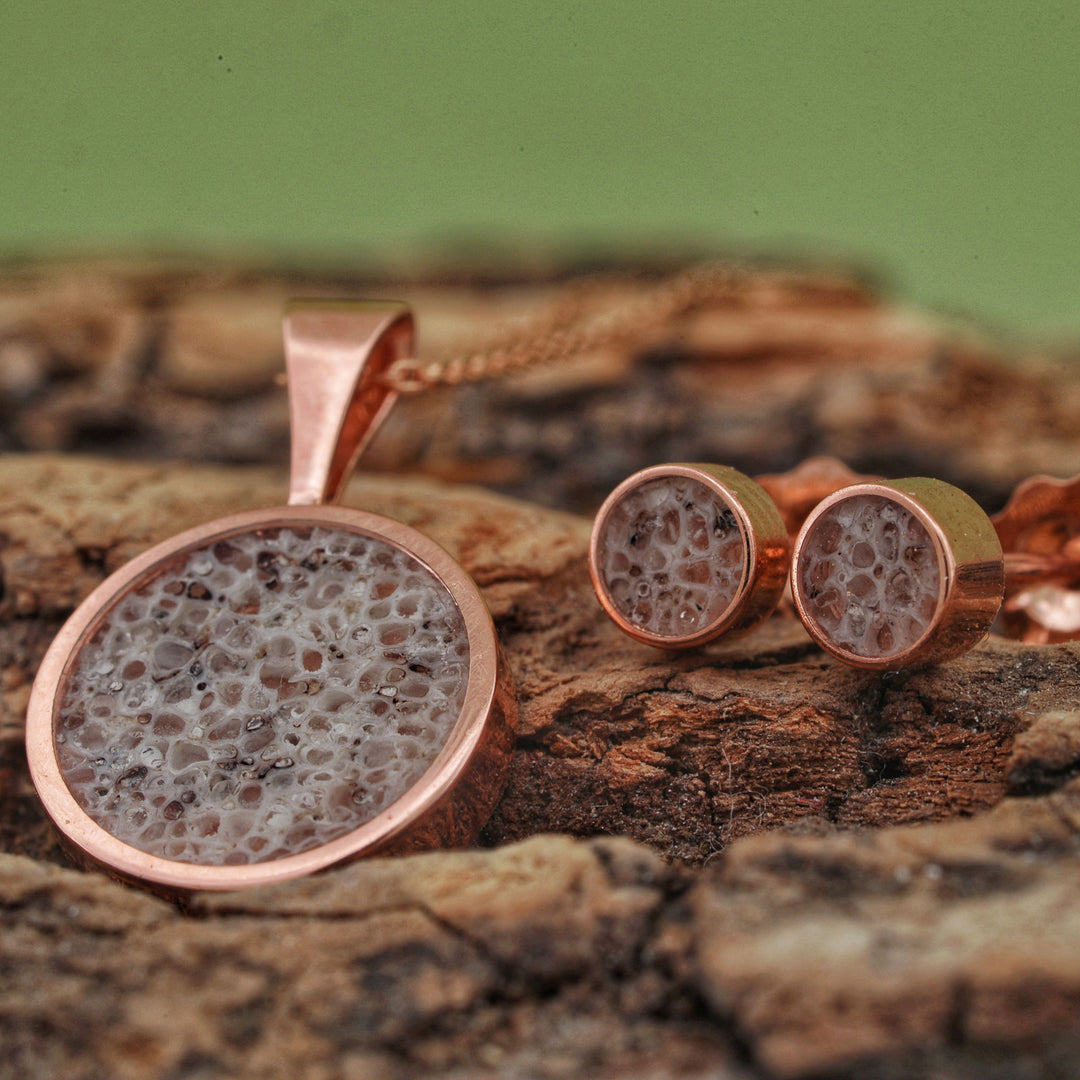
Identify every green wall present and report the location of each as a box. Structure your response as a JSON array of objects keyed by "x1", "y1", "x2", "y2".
[{"x1": 3, "y1": 2, "x2": 1078, "y2": 334}]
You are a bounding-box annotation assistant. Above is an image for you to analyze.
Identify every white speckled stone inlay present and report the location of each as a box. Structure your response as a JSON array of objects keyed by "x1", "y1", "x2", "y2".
[
  {"x1": 797, "y1": 494, "x2": 942, "y2": 659},
  {"x1": 596, "y1": 475, "x2": 747, "y2": 639},
  {"x1": 55, "y1": 526, "x2": 470, "y2": 865}
]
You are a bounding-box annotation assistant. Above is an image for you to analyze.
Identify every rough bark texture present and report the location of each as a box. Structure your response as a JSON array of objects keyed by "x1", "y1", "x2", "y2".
[
  {"x1": 3, "y1": 256, "x2": 1080, "y2": 513},
  {"x1": 3, "y1": 258, "x2": 1080, "y2": 1079}
]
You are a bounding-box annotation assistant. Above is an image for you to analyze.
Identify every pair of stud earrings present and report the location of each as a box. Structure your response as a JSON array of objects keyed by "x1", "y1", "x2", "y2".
[{"x1": 589, "y1": 463, "x2": 1005, "y2": 671}]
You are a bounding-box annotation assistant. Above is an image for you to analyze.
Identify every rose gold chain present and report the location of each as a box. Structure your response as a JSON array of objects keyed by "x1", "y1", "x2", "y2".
[{"x1": 380, "y1": 262, "x2": 741, "y2": 393}]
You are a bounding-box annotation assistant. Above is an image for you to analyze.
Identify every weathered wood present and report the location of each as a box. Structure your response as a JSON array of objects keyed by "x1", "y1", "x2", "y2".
[
  {"x1": 4, "y1": 454, "x2": 1080, "y2": 1077},
  {"x1": 3, "y1": 258, "x2": 1080, "y2": 512},
  {"x1": 4, "y1": 258, "x2": 1080, "y2": 1078}
]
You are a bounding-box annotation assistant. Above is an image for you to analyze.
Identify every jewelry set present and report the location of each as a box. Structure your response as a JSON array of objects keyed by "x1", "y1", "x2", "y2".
[{"x1": 21, "y1": 288, "x2": 1080, "y2": 896}]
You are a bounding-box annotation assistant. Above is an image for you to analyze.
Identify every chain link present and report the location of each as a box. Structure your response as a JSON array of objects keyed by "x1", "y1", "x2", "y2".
[{"x1": 380, "y1": 262, "x2": 741, "y2": 393}]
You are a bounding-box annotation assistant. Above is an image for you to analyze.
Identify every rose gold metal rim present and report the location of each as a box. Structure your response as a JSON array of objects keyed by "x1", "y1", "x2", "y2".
[
  {"x1": 588, "y1": 464, "x2": 757, "y2": 650},
  {"x1": 791, "y1": 483, "x2": 953, "y2": 670},
  {"x1": 26, "y1": 505, "x2": 506, "y2": 893}
]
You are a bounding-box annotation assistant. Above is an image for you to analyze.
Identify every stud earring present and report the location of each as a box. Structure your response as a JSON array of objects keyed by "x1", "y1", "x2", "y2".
[
  {"x1": 589, "y1": 464, "x2": 789, "y2": 648},
  {"x1": 790, "y1": 479, "x2": 1004, "y2": 669}
]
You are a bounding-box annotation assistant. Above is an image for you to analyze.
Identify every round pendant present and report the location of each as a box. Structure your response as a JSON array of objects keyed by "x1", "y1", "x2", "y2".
[{"x1": 26, "y1": 303, "x2": 516, "y2": 894}]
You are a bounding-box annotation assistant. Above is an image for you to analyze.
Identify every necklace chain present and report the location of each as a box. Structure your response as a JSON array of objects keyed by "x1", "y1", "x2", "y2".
[{"x1": 380, "y1": 262, "x2": 741, "y2": 393}]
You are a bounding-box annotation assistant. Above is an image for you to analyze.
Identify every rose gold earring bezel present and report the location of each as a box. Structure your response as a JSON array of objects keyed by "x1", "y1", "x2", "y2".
[
  {"x1": 25, "y1": 505, "x2": 514, "y2": 896},
  {"x1": 791, "y1": 480, "x2": 1004, "y2": 670},
  {"x1": 589, "y1": 463, "x2": 788, "y2": 650}
]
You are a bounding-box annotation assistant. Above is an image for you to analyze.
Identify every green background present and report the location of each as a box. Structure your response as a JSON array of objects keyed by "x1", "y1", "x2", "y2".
[{"x1": 3, "y1": 2, "x2": 1078, "y2": 335}]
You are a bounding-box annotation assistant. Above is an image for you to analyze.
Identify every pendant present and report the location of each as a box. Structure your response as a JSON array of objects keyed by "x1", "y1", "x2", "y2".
[{"x1": 25, "y1": 301, "x2": 517, "y2": 896}]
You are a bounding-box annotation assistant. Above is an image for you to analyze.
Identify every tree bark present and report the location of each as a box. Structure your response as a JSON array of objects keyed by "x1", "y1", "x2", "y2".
[
  {"x1": 3, "y1": 258, "x2": 1080, "y2": 1078},
  {"x1": 3, "y1": 257, "x2": 1079, "y2": 513}
]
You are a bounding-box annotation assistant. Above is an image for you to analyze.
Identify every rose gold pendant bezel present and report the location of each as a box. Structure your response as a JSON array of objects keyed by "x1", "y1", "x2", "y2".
[{"x1": 25, "y1": 506, "x2": 514, "y2": 895}]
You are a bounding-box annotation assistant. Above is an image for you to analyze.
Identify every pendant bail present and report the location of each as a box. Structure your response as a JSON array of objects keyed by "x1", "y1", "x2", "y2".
[{"x1": 283, "y1": 300, "x2": 414, "y2": 506}]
